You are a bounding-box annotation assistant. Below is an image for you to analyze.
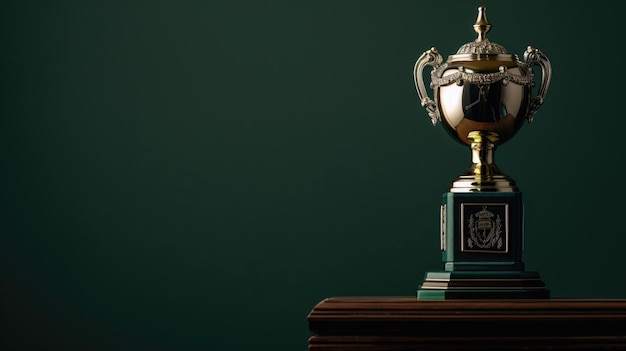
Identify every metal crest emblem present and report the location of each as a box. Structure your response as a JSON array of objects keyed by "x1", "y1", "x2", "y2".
[{"x1": 461, "y1": 203, "x2": 508, "y2": 253}]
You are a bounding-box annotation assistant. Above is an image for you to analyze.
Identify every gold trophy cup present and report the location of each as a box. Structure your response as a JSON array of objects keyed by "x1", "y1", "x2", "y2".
[{"x1": 414, "y1": 6, "x2": 552, "y2": 299}]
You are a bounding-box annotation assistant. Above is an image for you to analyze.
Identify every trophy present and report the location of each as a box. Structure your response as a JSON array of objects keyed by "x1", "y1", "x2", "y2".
[{"x1": 414, "y1": 6, "x2": 552, "y2": 299}]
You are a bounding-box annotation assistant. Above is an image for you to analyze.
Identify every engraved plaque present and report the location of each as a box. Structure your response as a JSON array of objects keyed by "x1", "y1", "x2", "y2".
[{"x1": 461, "y1": 203, "x2": 508, "y2": 253}]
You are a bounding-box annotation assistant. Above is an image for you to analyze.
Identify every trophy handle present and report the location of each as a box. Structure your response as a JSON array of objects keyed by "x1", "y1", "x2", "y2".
[
  {"x1": 414, "y1": 47, "x2": 443, "y2": 126},
  {"x1": 523, "y1": 46, "x2": 551, "y2": 123}
]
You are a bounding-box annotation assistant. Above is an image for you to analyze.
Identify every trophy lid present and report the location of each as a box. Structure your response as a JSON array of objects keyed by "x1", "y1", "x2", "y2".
[{"x1": 447, "y1": 7, "x2": 518, "y2": 69}]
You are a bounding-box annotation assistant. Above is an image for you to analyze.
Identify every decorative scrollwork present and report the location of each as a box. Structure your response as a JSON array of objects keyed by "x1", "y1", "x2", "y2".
[
  {"x1": 430, "y1": 63, "x2": 534, "y2": 88},
  {"x1": 456, "y1": 39, "x2": 508, "y2": 55}
]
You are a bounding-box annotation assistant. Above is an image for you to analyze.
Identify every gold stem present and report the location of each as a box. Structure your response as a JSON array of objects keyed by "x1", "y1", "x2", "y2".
[{"x1": 468, "y1": 131, "x2": 499, "y2": 178}]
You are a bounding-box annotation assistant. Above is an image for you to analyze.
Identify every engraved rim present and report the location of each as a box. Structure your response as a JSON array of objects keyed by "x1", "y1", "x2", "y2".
[{"x1": 448, "y1": 53, "x2": 517, "y2": 62}]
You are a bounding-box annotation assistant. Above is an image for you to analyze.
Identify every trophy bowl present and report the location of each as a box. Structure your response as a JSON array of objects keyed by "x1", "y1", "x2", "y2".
[{"x1": 414, "y1": 6, "x2": 551, "y2": 192}]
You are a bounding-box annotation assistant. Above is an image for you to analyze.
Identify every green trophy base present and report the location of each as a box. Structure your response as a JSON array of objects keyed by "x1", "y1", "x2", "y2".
[
  {"x1": 417, "y1": 192, "x2": 550, "y2": 300},
  {"x1": 417, "y1": 270, "x2": 549, "y2": 300}
]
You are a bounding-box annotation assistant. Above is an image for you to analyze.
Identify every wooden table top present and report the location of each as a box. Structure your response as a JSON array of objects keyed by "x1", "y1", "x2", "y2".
[{"x1": 308, "y1": 297, "x2": 626, "y2": 350}]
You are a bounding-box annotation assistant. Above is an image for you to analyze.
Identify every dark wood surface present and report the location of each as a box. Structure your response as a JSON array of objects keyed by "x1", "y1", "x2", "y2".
[{"x1": 307, "y1": 297, "x2": 626, "y2": 350}]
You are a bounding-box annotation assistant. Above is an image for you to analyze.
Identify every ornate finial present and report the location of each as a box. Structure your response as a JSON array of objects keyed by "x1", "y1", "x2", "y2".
[{"x1": 473, "y1": 6, "x2": 491, "y2": 42}]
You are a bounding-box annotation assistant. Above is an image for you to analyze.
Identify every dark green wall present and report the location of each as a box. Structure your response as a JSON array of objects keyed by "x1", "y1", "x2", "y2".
[{"x1": 1, "y1": 1, "x2": 624, "y2": 350}]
